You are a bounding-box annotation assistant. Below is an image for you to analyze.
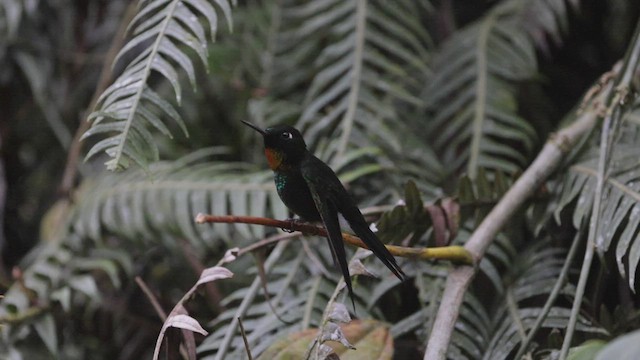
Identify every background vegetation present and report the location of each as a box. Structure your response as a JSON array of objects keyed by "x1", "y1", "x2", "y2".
[{"x1": 1, "y1": 0, "x2": 640, "y2": 359}]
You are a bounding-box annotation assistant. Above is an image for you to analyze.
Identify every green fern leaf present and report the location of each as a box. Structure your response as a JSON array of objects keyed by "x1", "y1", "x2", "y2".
[
  {"x1": 424, "y1": 2, "x2": 538, "y2": 178},
  {"x1": 72, "y1": 149, "x2": 287, "y2": 250},
  {"x1": 555, "y1": 139, "x2": 640, "y2": 288},
  {"x1": 84, "y1": 0, "x2": 233, "y2": 171}
]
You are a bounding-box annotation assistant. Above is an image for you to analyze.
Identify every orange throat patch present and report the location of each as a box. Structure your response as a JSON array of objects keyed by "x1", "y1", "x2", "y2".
[{"x1": 264, "y1": 148, "x2": 283, "y2": 170}]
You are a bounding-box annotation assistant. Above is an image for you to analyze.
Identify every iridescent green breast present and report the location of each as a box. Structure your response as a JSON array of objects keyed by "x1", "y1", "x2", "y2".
[
  {"x1": 273, "y1": 170, "x2": 320, "y2": 221},
  {"x1": 274, "y1": 172, "x2": 287, "y2": 194}
]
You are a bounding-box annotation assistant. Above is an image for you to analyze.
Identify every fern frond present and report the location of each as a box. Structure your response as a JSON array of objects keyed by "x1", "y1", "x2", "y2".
[
  {"x1": 84, "y1": 0, "x2": 233, "y2": 171},
  {"x1": 555, "y1": 137, "x2": 640, "y2": 289},
  {"x1": 71, "y1": 148, "x2": 287, "y2": 251},
  {"x1": 198, "y1": 241, "x2": 374, "y2": 358},
  {"x1": 424, "y1": 2, "x2": 538, "y2": 179},
  {"x1": 0, "y1": 239, "x2": 133, "y2": 354},
  {"x1": 0, "y1": 0, "x2": 25, "y2": 41},
  {"x1": 296, "y1": 0, "x2": 429, "y2": 152},
  {"x1": 482, "y1": 240, "x2": 606, "y2": 359},
  {"x1": 519, "y1": 0, "x2": 578, "y2": 53},
  {"x1": 278, "y1": 0, "x2": 438, "y2": 190}
]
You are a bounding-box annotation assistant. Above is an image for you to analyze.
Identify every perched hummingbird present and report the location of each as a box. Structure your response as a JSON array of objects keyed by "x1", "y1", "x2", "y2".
[{"x1": 242, "y1": 121, "x2": 405, "y2": 309}]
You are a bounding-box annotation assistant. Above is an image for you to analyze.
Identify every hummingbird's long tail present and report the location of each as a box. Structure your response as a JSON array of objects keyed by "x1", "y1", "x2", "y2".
[{"x1": 349, "y1": 221, "x2": 405, "y2": 281}]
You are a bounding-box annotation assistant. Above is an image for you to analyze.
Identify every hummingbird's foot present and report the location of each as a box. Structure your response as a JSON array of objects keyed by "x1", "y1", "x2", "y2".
[{"x1": 282, "y1": 218, "x2": 302, "y2": 233}]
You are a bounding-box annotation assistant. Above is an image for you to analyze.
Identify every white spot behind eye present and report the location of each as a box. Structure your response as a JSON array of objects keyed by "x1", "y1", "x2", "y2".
[{"x1": 281, "y1": 132, "x2": 292, "y2": 139}]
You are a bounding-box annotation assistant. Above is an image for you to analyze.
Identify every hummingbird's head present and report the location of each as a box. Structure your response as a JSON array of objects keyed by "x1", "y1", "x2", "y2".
[{"x1": 242, "y1": 121, "x2": 308, "y2": 170}]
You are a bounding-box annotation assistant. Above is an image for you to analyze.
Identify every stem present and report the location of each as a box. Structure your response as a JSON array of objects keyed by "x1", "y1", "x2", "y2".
[
  {"x1": 195, "y1": 214, "x2": 474, "y2": 264},
  {"x1": 238, "y1": 317, "x2": 254, "y2": 360},
  {"x1": 468, "y1": 12, "x2": 495, "y2": 179},
  {"x1": 559, "y1": 118, "x2": 610, "y2": 359}
]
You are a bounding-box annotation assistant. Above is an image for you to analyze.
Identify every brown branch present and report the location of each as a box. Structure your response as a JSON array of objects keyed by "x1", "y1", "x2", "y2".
[
  {"x1": 195, "y1": 214, "x2": 474, "y2": 265},
  {"x1": 238, "y1": 317, "x2": 254, "y2": 360},
  {"x1": 135, "y1": 276, "x2": 168, "y2": 320}
]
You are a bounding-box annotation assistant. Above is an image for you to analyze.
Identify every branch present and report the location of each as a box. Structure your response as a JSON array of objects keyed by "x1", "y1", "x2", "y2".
[
  {"x1": 423, "y1": 75, "x2": 617, "y2": 359},
  {"x1": 194, "y1": 214, "x2": 473, "y2": 265}
]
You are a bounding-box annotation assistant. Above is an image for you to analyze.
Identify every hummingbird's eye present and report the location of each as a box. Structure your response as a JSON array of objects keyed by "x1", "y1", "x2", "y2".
[{"x1": 281, "y1": 132, "x2": 293, "y2": 139}]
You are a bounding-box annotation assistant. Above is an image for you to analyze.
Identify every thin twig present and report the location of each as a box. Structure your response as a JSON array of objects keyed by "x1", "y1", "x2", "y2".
[
  {"x1": 135, "y1": 276, "x2": 167, "y2": 320},
  {"x1": 559, "y1": 117, "x2": 610, "y2": 359},
  {"x1": 237, "y1": 317, "x2": 254, "y2": 360},
  {"x1": 252, "y1": 250, "x2": 294, "y2": 325},
  {"x1": 196, "y1": 214, "x2": 474, "y2": 265},
  {"x1": 136, "y1": 277, "x2": 191, "y2": 360},
  {"x1": 178, "y1": 238, "x2": 224, "y2": 313},
  {"x1": 514, "y1": 230, "x2": 583, "y2": 359}
]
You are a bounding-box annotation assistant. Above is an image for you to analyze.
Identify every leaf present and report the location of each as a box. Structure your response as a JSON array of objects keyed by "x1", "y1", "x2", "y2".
[
  {"x1": 568, "y1": 339, "x2": 607, "y2": 360},
  {"x1": 257, "y1": 320, "x2": 392, "y2": 360},
  {"x1": 85, "y1": 0, "x2": 234, "y2": 171},
  {"x1": 196, "y1": 266, "x2": 234, "y2": 286},
  {"x1": 33, "y1": 314, "x2": 58, "y2": 355},
  {"x1": 376, "y1": 180, "x2": 430, "y2": 244},
  {"x1": 554, "y1": 138, "x2": 640, "y2": 288},
  {"x1": 594, "y1": 329, "x2": 640, "y2": 360},
  {"x1": 164, "y1": 314, "x2": 208, "y2": 335},
  {"x1": 424, "y1": 2, "x2": 539, "y2": 178},
  {"x1": 154, "y1": 313, "x2": 209, "y2": 360},
  {"x1": 72, "y1": 150, "x2": 286, "y2": 250},
  {"x1": 481, "y1": 239, "x2": 607, "y2": 359},
  {"x1": 283, "y1": 0, "x2": 441, "y2": 196},
  {"x1": 327, "y1": 302, "x2": 352, "y2": 324}
]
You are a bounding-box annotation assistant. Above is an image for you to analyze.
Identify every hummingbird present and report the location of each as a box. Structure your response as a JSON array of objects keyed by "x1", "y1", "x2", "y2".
[{"x1": 242, "y1": 121, "x2": 405, "y2": 310}]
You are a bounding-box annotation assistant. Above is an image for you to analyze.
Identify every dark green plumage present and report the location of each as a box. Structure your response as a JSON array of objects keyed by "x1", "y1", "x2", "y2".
[{"x1": 242, "y1": 121, "x2": 405, "y2": 310}]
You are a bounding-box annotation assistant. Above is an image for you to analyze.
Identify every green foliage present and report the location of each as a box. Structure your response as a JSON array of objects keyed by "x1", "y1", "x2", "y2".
[
  {"x1": 71, "y1": 148, "x2": 286, "y2": 250},
  {"x1": 593, "y1": 329, "x2": 640, "y2": 360},
  {"x1": 555, "y1": 122, "x2": 640, "y2": 289},
  {"x1": 0, "y1": 237, "x2": 133, "y2": 357},
  {"x1": 376, "y1": 180, "x2": 431, "y2": 244},
  {"x1": 3, "y1": 0, "x2": 640, "y2": 359},
  {"x1": 424, "y1": 0, "x2": 539, "y2": 179},
  {"x1": 84, "y1": 0, "x2": 233, "y2": 171}
]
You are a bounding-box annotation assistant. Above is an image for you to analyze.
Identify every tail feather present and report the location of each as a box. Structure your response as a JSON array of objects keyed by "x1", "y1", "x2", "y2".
[{"x1": 350, "y1": 221, "x2": 405, "y2": 281}]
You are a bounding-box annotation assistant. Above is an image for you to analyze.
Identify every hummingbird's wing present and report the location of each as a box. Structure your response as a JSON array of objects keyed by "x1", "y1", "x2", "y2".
[
  {"x1": 303, "y1": 156, "x2": 405, "y2": 282},
  {"x1": 303, "y1": 172, "x2": 357, "y2": 311}
]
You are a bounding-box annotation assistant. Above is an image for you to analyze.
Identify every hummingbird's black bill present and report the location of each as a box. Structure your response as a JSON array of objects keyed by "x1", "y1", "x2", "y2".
[{"x1": 241, "y1": 120, "x2": 266, "y2": 135}]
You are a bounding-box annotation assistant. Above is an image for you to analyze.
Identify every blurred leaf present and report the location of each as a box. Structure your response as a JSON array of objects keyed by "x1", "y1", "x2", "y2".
[
  {"x1": 33, "y1": 314, "x2": 58, "y2": 356},
  {"x1": 258, "y1": 319, "x2": 392, "y2": 360},
  {"x1": 196, "y1": 266, "x2": 234, "y2": 286},
  {"x1": 164, "y1": 314, "x2": 208, "y2": 336},
  {"x1": 568, "y1": 339, "x2": 607, "y2": 360},
  {"x1": 594, "y1": 329, "x2": 640, "y2": 360}
]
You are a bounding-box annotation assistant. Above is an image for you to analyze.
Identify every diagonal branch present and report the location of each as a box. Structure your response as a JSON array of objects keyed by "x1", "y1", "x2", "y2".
[{"x1": 423, "y1": 69, "x2": 618, "y2": 359}]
